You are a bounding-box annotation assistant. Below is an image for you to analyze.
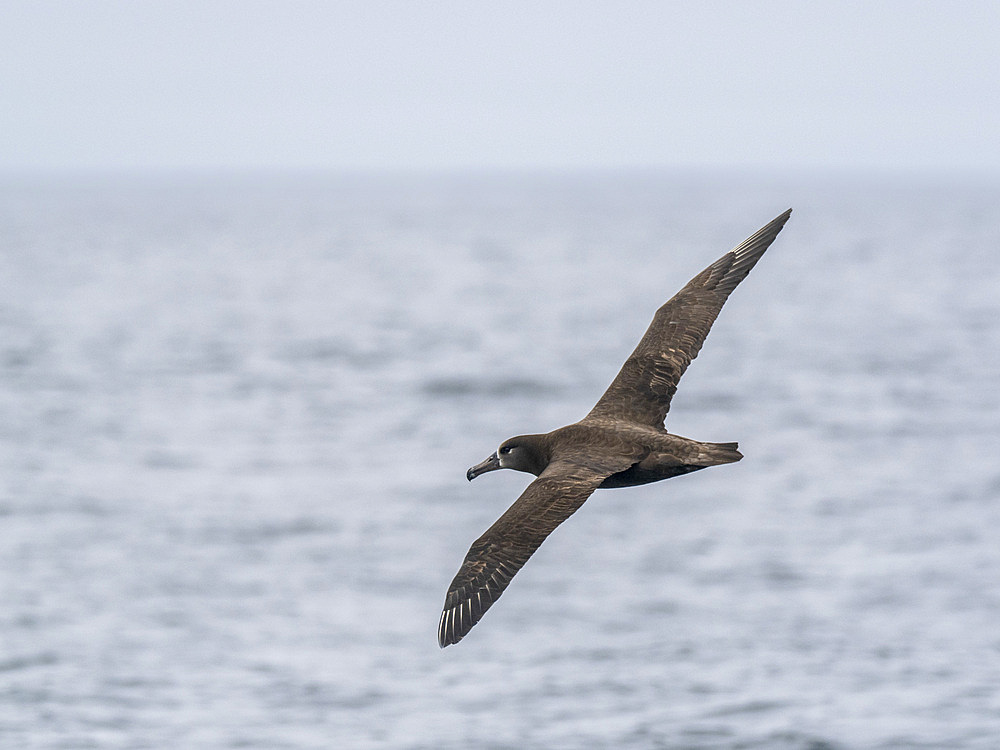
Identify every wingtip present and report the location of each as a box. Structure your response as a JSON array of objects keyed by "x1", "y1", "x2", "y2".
[
  {"x1": 438, "y1": 607, "x2": 456, "y2": 648},
  {"x1": 438, "y1": 610, "x2": 452, "y2": 648},
  {"x1": 760, "y1": 208, "x2": 792, "y2": 233},
  {"x1": 769, "y1": 207, "x2": 793, "y2": 229},
  {"x1": 437, "y1": 603, "x2": 468, "y2": 648},
  {"x1": 438, "y1": 623, "x2": 466, "y2": 648}
]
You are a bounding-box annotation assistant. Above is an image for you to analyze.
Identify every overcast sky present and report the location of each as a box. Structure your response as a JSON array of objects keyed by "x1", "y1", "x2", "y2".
[{"x1": 2, "y1": 1, "x2": 998, "y2": 174}]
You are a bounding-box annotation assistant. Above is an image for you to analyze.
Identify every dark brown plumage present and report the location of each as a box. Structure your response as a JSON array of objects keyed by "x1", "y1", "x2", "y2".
[{"x1": 439, "y1": 209, "x2": 792, "y2": 647}]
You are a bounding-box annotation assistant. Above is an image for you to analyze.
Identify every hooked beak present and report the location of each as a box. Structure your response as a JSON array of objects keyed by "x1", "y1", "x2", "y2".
[{"x1": 467, "y1": 452, "x2": 501, "y2": 481}]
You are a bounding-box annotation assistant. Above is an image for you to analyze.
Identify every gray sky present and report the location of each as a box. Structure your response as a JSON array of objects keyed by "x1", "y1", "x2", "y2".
[{"x1": 3, "y1": 1, "x2": 999, "y2": 173}]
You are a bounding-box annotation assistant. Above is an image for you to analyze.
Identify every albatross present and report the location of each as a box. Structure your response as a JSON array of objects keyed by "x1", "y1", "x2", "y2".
[{"x1": 438, "y1": 209, "x2": 792, "y2": 647}]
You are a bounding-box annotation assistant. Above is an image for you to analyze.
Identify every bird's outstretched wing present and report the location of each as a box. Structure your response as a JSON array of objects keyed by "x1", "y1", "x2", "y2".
[
  {"x1": 586, "y1": 209, "x2": 791, "y2": 428},
  {"x1": 438, "y1": 455, "x2": 634, "y2": 647}
]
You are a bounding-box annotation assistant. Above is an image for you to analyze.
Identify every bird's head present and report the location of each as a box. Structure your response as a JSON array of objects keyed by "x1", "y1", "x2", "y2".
[{"x1": 466, "y1": 435, "x2": 548, "y2": 481}]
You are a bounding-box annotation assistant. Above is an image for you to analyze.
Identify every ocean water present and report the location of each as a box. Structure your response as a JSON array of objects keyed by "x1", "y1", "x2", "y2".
[{"x1": 1, "y1": 170, "x2": 999, "y2": 749}]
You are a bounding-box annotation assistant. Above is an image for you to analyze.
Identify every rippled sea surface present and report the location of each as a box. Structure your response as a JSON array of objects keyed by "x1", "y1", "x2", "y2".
[{"x1": 2, "y1": 170, "x2": 999, "y2": 749}]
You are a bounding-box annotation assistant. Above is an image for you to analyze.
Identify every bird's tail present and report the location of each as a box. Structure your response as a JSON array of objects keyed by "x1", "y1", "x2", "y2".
[{"x1": 696, "y1": 441, "x2": 743, "y2": 465}]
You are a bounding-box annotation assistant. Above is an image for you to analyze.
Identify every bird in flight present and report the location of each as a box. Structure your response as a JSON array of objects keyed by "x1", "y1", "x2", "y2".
[{"x1": 439, "y1": 209, "x2": 792, "y2": 647}]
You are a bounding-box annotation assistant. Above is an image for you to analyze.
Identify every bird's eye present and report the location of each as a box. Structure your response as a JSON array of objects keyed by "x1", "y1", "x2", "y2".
[{"x1": 499, "y1": 446, "x2": 511, "y2": 455}]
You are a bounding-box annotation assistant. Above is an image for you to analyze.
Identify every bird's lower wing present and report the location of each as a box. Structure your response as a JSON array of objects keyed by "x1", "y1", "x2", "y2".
[
  {"x1": 439, "y1": 457, "x2": 632, "y2": 647},
  {"x1": 586, "y1": 209, "x2": 791, "y2": 428}
]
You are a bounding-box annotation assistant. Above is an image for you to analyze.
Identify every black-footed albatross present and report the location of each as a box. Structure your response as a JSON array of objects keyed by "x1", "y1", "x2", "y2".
[{"x1": 438, "y1": 209, "x2": 792, "y2": 647}]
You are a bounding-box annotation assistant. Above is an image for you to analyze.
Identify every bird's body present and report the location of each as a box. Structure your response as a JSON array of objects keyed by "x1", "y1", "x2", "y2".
[{"x1": 439, "y1": 209, "x2": 792, "y2": 647}]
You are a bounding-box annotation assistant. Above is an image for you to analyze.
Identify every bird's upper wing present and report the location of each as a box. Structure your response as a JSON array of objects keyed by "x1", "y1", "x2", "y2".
[
  {"x1": 438, "y1": 451, "x2": 638, "y2": 648},
  {"x1": 585, "y1": 209, "x2": 791, "y2": 428}
]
